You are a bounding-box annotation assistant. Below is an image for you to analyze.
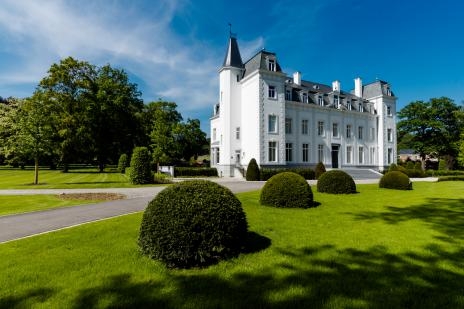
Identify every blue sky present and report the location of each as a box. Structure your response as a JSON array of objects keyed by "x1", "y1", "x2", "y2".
[{"x1": 1, "y1": 0, "x2": 463, "y2": 134}]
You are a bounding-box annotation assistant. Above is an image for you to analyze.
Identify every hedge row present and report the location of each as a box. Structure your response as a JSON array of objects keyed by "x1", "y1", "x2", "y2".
[
  {"x1": 437, "y1": 176, "x2": 464, "y2": 182},
  {"x1": 260, "y1": 168, "x2": 315, "y2": 181},
  {"x1": 174, "y1": 167, "x2": 218, "y2": 177},
  {"x1": 426, "y1": 170, "x2": 464, "y2": 177}
]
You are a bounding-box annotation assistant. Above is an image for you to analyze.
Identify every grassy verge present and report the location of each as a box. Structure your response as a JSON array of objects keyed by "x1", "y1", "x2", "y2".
[
  {"x1": 0, "y1": 168, "x2": 165, "y2": 189},
  {"x1": 0, "y1": 195, "x2": 104, "y2": 216},
  {"x1": 0, "y1": 182, "x2": 464, "y2": 307}
]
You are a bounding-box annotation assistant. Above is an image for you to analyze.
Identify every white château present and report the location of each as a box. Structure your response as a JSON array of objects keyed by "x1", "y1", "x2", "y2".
[{"x1": 210, "y1": 35, "x2": 397, "y2": 177}]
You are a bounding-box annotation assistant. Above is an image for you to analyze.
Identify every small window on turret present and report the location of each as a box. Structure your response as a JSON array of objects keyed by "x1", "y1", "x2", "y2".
[{"x1": 268, "y1": 59, "x2": 275, "y2": 71}]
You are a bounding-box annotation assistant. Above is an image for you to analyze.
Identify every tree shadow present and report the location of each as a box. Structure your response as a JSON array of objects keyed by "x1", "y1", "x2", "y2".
[
  {"x1": 0, "y1": 288, "x2": 55, "y2": 308},
  {"x1": 70, "y1": 244, "x2": 464, "y2": 308},
  {"x1": 347, "y1": 198, "x2": 464, "y2": 241}
]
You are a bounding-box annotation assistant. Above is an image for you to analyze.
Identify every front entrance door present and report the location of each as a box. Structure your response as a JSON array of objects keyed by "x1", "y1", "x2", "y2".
[
  {"x1": 331, "y1": 145, "x2": 340, "y2": 168},
  {"x1": 235, "y1": 151, "x2": 241, "y2": 165}
]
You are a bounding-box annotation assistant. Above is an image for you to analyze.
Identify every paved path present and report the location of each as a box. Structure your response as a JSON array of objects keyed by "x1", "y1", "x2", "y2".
[
  {"x1": 0, "y1": 181, "x2": 265, "y2": 243},
  {"x1": 0, "y1": 178, "x2": 437, "y2": 244}
]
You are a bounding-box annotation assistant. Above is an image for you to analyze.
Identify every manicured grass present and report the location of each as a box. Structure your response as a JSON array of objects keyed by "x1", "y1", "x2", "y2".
[
  {"x1": 1, "y1": 182, "x2": 464, "y2": 308},
  {"x1": 0, "y1": 195, "x2": 103, "y2": 216},
  {"x1": 0, "y1": 168, "x2": 162, "y2": 189}
]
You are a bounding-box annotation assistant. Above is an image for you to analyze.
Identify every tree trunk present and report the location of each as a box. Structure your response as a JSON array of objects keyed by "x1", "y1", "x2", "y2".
[
  {"x1": 421, "y1": 154, "x2": 426, "y2": 170},
  {"x1": 34, "y1": 158, "x2": 39, "y2": 185},
  {"x1": 99, "y1": 163, "x2": 104, "y2": 173},
  {"x1": 63, "y1": 162, "x2": 69, "y2": 173},
  {"x1": 157, "y1": 162, "x2": 160, "y2": 173}
]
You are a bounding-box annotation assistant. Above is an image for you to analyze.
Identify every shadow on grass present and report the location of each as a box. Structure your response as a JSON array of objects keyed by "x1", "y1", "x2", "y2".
[
  {"x1": 70, "y1": 244, "x2": 464, "y2": 308},
  {"x1": 0, "y1": 288, "x2": 55, "y2": 308},
  {"x1": 348, "y1": 198, "x2": 464, "y2": 240}
]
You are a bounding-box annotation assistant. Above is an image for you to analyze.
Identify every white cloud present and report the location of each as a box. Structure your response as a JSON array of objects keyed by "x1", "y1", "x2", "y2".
[{"x1": 0, "y1": 0, "x2": 224, "y2": 112}]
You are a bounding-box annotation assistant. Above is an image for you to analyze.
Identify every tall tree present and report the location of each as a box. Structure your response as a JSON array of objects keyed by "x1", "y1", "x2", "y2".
[
  {"x1": 174, "y1": 119, "x2": 208, "y2": 161},
  {"x1": 0, "y1": 94, "x2": 56, "y2": 184},
  {"x1": 397, "y1": 97, "x2": 464, "y2": 168},
  {"x1": 149, "y1": 101, "x2": 182, "y2": 169},
  {"x1": 90, "y1": 64, "x2": 144, "y2": 172},
  {"x1": 37, "y1": 57, "x2": 96, "y2": 172}
]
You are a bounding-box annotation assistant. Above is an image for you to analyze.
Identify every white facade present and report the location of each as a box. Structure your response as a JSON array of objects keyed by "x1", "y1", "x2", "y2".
[{"x1": 211, "y1": 36, "x2": 397, "y2": 177}]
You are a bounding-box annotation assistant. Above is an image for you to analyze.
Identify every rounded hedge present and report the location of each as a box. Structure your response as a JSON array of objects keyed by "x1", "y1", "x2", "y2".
[
  {"x1": 117, "y1": 153, "x2": 129, "y2": 174},
  {"x1": 260, "y1": 172, "x2": 313, "y2": 208},
  {"x1": 315, "y1": 162, "x2": 326, "y2": 179},
  {"x1": 406, "y1": 161, "x2": 415, "y2": 170},
  {"x1": 246, "y1": 158, "x2": 260, "y2": 181},
  {"x1": 317, "y1": 170, "x2": 356, "y2": 194},
  {"x1": 139, "y1": 180, "x2": 248, "y2": 268},
  {"x1": 379, "y1": 171, "x2": 413, "y2": 190},
  {"x1": 129, "y1": 147, "x2": 152, "y2": 184}
]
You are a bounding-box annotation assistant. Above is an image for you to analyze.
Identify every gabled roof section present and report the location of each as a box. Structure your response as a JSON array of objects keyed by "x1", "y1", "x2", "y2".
[
  {"x1": 222, "y1": 36, "x2": 244, "y2": 69},
  {"x1": 361, "y1": 80, "x2": 395, "y2": 99},
  {"x1": 242, "y1": 50, "x2": 283, "y2": 78}
]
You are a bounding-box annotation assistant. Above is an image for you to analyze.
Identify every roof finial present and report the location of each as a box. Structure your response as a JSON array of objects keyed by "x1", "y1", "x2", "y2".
[{"x1": 228, "y1": 22, "x2": 237, "y2": 38}]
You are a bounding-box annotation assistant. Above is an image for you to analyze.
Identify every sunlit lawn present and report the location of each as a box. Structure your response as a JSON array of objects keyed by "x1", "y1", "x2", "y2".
[
  {"x1": 1, "y1": 182, "x2": 463, "y2": 308},
  {"x1": 0, "y1": 168, "x2": 161, "y2": 189},
  {"x1": 0, "y1": 195, "x2": 104, "y2": 216}
]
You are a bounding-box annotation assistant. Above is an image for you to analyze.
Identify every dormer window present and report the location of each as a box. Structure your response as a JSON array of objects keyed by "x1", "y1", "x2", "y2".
[
  {"x1": 358, "y1": 103, "x2": 364, "y2": 112},
  {"x1": 334, "y1": 95, "x2": 339, "y2": 108},
  {"x1": 347, "y1": 100, "x2": 352, "y2": 111},
  {"x1": 285, "y1": 89, "x2": 291, "y2": 101},
  {"x1": 268, "y1": 59, "x2": 275, "y2": 71},
  {"x1": 386, "y1": 86, "x2": 392, "y2": 96},
  {"x1": 318, "y1": 96, "x2": 323, "y2": 106},
  {"x1": 302, "y1": 93, "x2": 308, "y2": 103}
]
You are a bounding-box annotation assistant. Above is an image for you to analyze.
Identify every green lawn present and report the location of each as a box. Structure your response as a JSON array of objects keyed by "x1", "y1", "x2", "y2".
[
  {"x1": 0, "y1": 195, "x2": 103, "y2": 216},
  {"x1": 0, "y1": 168, "x2": 161, "y2": 189},
  {"x1": 1, "y1": 182, "x2": 464, "y2": 308}
]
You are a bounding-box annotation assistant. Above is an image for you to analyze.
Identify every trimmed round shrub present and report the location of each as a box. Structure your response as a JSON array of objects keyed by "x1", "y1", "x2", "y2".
[
  {"x1": 117, "y1": 154, "x2": 129, "y2": 174},
  {"x1": 246, "y1": 158, "x2": 260, "y2": 181},
  {"x1": 388, "y1": 163, "x2": 398, "y2": 172},
  {"x1": 414, "y1": 161, "x2": 422, "y2": 170},
  {"x1": 315, "y1": 162, "x2": 326, "y2": 179},
  {"x1": 260, "y1": 172, "x2": 313, "y2": 208},
  {"x1": 379, "y1": 171, "x2": 412, "y2": 190},
  {"x1": 129, "y1": 147, "x2": 152, "y2": 184},
  {"x1": 406, "y1": 161, "x2": 415, "y2": 170},
  {"x1": 139, "y1": 180, "x2": 248, "y2": 268},
  {"x1": 317, "y1": 170, "x2": 356, "y2": 194},
  {"x1": 404, "y1": 169, "x2": 425, "y2": 178}
]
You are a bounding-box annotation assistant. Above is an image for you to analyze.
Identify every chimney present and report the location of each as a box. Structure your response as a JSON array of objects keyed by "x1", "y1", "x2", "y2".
[
  {"x1": 332, "y1": 80, "x2": 340, "y2": 92},
  {"x1": 293, "y1": 71, "x2": 301, "y2": 86},
  {"x1": 354, "y1": 77, "x2": 363, "y2": 98}
]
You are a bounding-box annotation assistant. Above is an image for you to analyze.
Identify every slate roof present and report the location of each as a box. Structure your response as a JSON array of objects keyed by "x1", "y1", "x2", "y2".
[
  {"x1": 222, "y1": 36, "x2": 244, "y2": 68},
  {"x1": 358, "y1": 80, "x2": 395, "y2": 99},
  {"x1": 242, "y1": 50, "x2": 283, "y2": 78},
  {"x1": 399, "y1": 149, "x2": 417, "y2": 155}
]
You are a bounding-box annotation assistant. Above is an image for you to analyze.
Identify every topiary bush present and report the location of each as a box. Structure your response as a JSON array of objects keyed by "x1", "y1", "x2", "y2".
[
  {"x1": 404, "y1": 169, "x2": 425, "y2": 178},
  {"x1": 315, "y1": 162, "x2": 326, "y2": 179},
  {"x1": 153, "y1": 172, "x2": 172, "y2": 184},
  {"x1": 317, "y1": 170, "x2": 356, "y2": 194},
  {"x1": 246, "y1": 158, "x2": 260, "y2": 181},
  {"x1": 379, "y1": 171, "x2": 412, "y2": 190},
  {"x1": 260, "y1": 172, "x2": 313, "y2": 208},
  {"x1": 129, "y1": 147, "x2": 153, "y2": 184},
  {"x1": 117, "y1": 154, "x2": 129, "y2": 174},
  {"x1": 139, "y1": 180, "x2": 248, "y2": 268},
  {"x1": 406, "y1": 161, "x2": 415, "y2": 170},
  {"x1": 388, "y1": 163, "x2": 398, "y2": 172}
]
